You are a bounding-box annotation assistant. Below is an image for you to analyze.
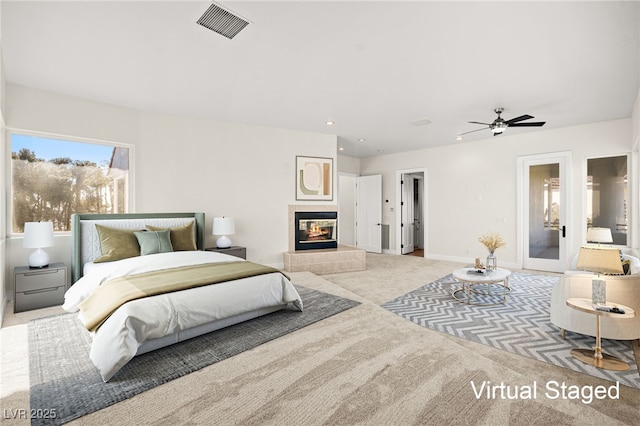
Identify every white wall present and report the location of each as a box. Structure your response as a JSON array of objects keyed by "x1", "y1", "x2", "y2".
[
  {"x1": 337, "y1": 154, "x2": 360, "y2": 175},
  {"x1": 631, "y1": 86, "x2": 640, "y2": 255},
  {"x1": 359, "y1": 119, "x2": 635, "y2": 266},
  {"x1": 0, "y1": 5, "x2": 7, "y2": 323},
  {"x1": 4, "y1": 84, "x2": 336, "y2": 298},
  {"x1": 136, "y1": 112, "x2": 336, "y2": 264}
]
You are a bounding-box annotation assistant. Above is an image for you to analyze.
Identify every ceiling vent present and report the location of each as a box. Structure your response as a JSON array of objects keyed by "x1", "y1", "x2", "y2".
[
  {"x1": 197, "y1": 2, "x2": 249, "y2": 39},
  {"x1": 409, "y1": 118, "x2": 432, "y2": 126}
]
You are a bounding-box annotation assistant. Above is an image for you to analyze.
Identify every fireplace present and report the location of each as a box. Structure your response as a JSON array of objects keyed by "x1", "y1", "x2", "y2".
[{"x1": 294, "y1": 211, "x2": 338, "y2": 250}]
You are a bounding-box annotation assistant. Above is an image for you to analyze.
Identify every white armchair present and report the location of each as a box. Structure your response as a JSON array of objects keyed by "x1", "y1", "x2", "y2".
[{"x1": 550, "y1": 254, "x2": 640, "y2": 341}]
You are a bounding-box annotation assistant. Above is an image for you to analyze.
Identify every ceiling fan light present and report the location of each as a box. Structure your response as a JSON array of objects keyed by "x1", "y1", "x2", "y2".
[{"x1": 491, "y1": 122, "x2": 507, "y2": 134}]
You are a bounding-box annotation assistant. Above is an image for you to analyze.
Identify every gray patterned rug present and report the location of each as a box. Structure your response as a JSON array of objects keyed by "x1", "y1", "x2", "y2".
[
  {"x1": 382, "y1": 272, "x2": 640, "y2": 389},
  {"x1": 29, "y1": 286, "x2": 359, "y2": 425}
]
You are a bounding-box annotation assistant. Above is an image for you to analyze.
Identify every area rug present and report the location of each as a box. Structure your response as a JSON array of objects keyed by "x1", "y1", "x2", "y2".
[
  {"x1": 29, "y1": 286, "x2": 360, "y2": 425},
  {"x1": 382, "y1": 271, "x2": 640, "y2": 389}
]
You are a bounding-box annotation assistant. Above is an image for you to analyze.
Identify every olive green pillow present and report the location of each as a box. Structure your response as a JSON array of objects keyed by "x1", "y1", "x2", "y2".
[
  {"x1": 147, "y1": 222, "x2": 197, "y2": 251},
  {"x1": 94, "y1": 224, "x2": 141, "y2": 263},
  {"x1": 134, "y1": 230, "x2": 174, "y2": 256}
]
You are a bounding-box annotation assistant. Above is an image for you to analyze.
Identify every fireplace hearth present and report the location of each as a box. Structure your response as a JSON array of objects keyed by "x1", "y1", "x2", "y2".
[
  {"x1": 294, "y1": 211, "x2": 337, "y2": 250},
  {"x1": 285, "y1": 204, "x2": 365, "y2": 274}
]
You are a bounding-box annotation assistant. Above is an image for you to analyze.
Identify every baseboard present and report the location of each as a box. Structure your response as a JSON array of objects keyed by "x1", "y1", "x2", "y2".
[{"x1": 424, "y1": 252, "x2": 519, "y2": 270}]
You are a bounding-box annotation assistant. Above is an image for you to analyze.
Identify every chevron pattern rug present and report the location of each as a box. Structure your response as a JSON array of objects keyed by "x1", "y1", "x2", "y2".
[{"x1": 382, "y1": 271, "x2": 640, "y2": 389}]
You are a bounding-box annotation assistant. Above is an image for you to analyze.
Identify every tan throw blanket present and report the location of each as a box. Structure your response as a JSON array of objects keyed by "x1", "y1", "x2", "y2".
[{"x1": 78, "y1": 261, "x2": 288, "y2": 332}]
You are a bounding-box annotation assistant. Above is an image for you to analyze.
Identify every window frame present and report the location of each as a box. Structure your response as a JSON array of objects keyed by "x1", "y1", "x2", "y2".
[
  {"x1": 6, "y1": 128, "x2": 135, "y2": 236},
  {"x1": 583, "y1": 152, "x2": 630, "y2": 248}
]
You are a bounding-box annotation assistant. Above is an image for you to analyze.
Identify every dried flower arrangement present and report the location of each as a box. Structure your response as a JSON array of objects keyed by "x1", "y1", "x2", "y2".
[{"x1": 479, "y1": 232, "x2": 506, "y2": 252}]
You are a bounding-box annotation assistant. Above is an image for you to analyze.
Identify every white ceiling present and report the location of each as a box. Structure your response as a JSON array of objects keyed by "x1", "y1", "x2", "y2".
[{"x1": 2, "y1": 1, "x2": 639, "y2": 158}]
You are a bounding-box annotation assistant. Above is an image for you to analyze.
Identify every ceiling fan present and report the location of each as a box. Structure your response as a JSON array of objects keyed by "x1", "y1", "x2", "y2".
[{"x1": 459, "y1": 108, "x2": 546, "y2": 137}]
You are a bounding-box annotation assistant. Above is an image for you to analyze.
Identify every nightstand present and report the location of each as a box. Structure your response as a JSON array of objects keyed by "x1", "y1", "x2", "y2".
[
  {"x1": 14, "y1": 263, "x2": 67, "y2": 313},
  {"x1": 205, "y1": 246, "x2": 247, "y2": 259}
]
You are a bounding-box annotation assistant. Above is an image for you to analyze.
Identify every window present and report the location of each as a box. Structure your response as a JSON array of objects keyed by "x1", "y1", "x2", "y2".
[
  {"x1": 586, "y1": 155, "x2": 628, "y2": 246},
  {"x1": 10, "y1": 132, "x2": 131, "y2": 233}
]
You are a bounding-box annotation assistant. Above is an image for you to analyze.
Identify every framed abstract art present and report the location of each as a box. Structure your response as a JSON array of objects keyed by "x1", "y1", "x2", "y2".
[{"x1": 296, "y1": 156, "x2": 333, "y2": 201}]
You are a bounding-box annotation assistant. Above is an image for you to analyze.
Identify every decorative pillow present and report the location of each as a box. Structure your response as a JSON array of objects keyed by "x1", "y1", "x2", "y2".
[
  {"x1": 94, "y1": 224, "x2": 141, "y2": 263},
  {"x1": 621, "y1": 259, "x2": 631, "y2": 275},
  {"x1": 146, "y1": 222, "x2": 197, "y2": 251},
  {"x1": 134, "y1": 230, "x2": 174, "y2": 256}
]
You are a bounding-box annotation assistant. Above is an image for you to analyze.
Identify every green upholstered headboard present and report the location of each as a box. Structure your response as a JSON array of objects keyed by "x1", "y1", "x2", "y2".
[{"x1": 71, "y1": 212, "x2": 205, "y2": 283}]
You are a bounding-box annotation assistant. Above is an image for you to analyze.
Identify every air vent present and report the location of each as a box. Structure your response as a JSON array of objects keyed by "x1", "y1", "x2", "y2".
[
  {"x1": 409, "y1": 118, "x2": 432, "y2": 126},
  {"x1": 197, "y1": 3, "x2": 249, "y2": 39}
]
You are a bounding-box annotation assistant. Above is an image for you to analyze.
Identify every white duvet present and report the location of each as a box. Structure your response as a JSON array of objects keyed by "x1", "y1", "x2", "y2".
[{"x1": 64, "y1": 251, "x2": 303, "y2": 381}]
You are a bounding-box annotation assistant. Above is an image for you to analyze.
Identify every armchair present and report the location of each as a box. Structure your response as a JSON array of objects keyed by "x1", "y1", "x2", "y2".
[{"x1": 550, "y1": 253, "x2": 640, "y2": 341}]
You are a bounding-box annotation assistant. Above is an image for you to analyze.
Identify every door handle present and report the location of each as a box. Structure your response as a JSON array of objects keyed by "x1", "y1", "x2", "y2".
[{"x1": 561, "y1": 225, "x2": 566, "y2": 238}]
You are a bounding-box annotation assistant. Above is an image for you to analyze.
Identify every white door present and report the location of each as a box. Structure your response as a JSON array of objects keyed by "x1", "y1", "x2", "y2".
[
  {"x1": 338, "y1": 173, "x2": 357, "y2": 246},
  {"x1": 401, "y1": 174, "x2": 415, "y2": 254},
  {"x1": 519, "y1": 153, "x2": 570, "y2": 272},
  {"x1": 356, "y1": 174, "x2": 382, "y2": 253}
]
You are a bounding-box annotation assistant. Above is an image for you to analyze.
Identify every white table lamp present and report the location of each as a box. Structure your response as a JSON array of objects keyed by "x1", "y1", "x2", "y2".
[
  {"x1": 576, "y1": 246, "x2": 623, "y2": 305},
  {"x1": 586, "y1": 227, "x2": 613, "y2": 247},
  {"x1": 213, "y1": 217, "x2": 235, "y2": 249},
  {"x1": 23, "y1": 221, "x2": 54, "y2": 268}
]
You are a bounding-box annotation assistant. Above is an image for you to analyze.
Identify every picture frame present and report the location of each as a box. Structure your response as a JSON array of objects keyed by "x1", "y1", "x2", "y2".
[{"x1": 296, "y1": 156, "x2": 333, "y2": 201}]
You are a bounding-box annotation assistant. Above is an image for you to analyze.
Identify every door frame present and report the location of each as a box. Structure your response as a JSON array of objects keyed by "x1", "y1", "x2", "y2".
[
  {"x1": 395, "y1": 167, "x2": 427, "y2": 256},
  {"x1": 401, "y1": 173, "x2": 416, "y2": 254},
  {"x1": 516, "y1": 151, "x2": 572, "y2": 272}
]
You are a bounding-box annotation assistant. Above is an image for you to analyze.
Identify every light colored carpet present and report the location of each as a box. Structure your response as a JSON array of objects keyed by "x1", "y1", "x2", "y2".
[
  {"x1": 2, "y1": 253, "x2": 639, "y2": 425},
  {"x1": 28, "y1": 286, "x2": 360, "y2": 425}
]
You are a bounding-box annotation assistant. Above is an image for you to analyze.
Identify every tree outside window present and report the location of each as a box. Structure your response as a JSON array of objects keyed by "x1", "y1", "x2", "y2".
[{"x1": 10, "y1": 133, "x2": 131, "y2": 233}]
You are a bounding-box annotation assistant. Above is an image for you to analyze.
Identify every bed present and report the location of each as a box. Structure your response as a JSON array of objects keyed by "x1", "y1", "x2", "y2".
[{"x1": 64, "y1": 212, "x2": 303, "y2": 382}]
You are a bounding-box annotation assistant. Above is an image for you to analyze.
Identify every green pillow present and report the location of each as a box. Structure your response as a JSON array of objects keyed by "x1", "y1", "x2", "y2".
[
  {"x1": 147, "y1": 222, "x2": 197, "y2": 251},
  {"x1": 94, "y1": 224, "x2": 141, "y2": 263},
  {"x1": 134, "y1": 230, "x2": 174, "y2": 256}
]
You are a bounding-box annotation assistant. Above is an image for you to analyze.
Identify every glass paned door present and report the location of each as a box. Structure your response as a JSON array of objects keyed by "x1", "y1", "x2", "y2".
[
  {"x1": 529, "y1": 164, "x2": 560, "y2": 260},
  {"x1": 521, "y1": 153, "x2": 569, "y2": 272}
]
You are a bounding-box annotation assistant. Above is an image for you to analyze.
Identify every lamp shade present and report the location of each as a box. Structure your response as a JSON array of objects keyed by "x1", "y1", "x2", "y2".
[
  {"x1": 586, "y1": 227, "x2": 613, "y2": 244},
  {"x1": 576, "y1": 247, "x2": 623, "y2": 275},
  {"x1": 212, "y1": 217, "x2": 235, "y2": 236},
  {"x1": 23, "y1": 222, "x2": 54, "y2": 248}
]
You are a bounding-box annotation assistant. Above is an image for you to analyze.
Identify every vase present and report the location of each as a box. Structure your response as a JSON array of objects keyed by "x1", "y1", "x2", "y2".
[
  {"x1": 591, "y1": 277, "x2": 606, "y2": 304},
  {"x1": 486, "y1": 251, "x2": 497, "y2": 271}
]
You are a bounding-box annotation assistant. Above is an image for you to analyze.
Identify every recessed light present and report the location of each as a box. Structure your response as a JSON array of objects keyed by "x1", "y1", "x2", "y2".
[
  {"x1": 456, "y1": 135, "x2": 463, "y2": 141},
  {"x1": 339, "y1": 146, "x2": 344, "y2": 151},
  {"x1": 358, "y1": 138, "x2": 366, "y2": 142},
  {"x1": 325, "y1": 120, "x2": 335, "y2": 125}
]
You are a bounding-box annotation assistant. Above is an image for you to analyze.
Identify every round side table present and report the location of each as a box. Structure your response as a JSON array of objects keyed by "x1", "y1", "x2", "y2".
[
  {"x1": 451, "y1": 268, "x2": 511, "y2": 306},
  {"x1": 565, "y1": 297, "x2": 635, "y2": 371}
]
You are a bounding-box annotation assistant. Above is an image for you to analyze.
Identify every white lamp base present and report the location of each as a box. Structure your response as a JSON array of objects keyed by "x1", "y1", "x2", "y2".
[
  {"x1": 216, "y1": 235, "x2": 232, "y2": 249},
  {"x1": 29, "y1": 248, "x2": 50, "y2": 268}
]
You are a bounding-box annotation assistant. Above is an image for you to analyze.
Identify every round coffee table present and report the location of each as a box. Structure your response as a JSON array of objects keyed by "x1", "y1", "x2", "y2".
[
  {"x1": 565, "y1": 298, "x2": 635, "y2": 371},
  {"x1": 451, "y1": 267, "x2": 511, "y2": 305}
]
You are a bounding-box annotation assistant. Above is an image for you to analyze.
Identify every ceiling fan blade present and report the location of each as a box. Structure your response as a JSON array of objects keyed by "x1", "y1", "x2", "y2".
[
  {"x1": 457, "y1": 127, "x2": 490, "y2": 136},
  {"x1": 468, "y1": 121, "x2": 491, "y2": 126},
  {"x1": 505, "y1": 114, "x2": 534, "y2": 124},
  {"x1": 508, "y1": 122, "x2": 546, "y2": 127}
]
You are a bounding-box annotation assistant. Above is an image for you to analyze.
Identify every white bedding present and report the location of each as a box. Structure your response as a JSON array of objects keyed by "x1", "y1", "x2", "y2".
[{"x1": 64, "y1": 251, "x2": 303, "y2": 381}]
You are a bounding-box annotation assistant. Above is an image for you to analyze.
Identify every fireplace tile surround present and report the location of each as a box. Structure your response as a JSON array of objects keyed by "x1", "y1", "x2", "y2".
[{"x1": 284, "y1": 205, "x2": 366, "y2": 274}]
